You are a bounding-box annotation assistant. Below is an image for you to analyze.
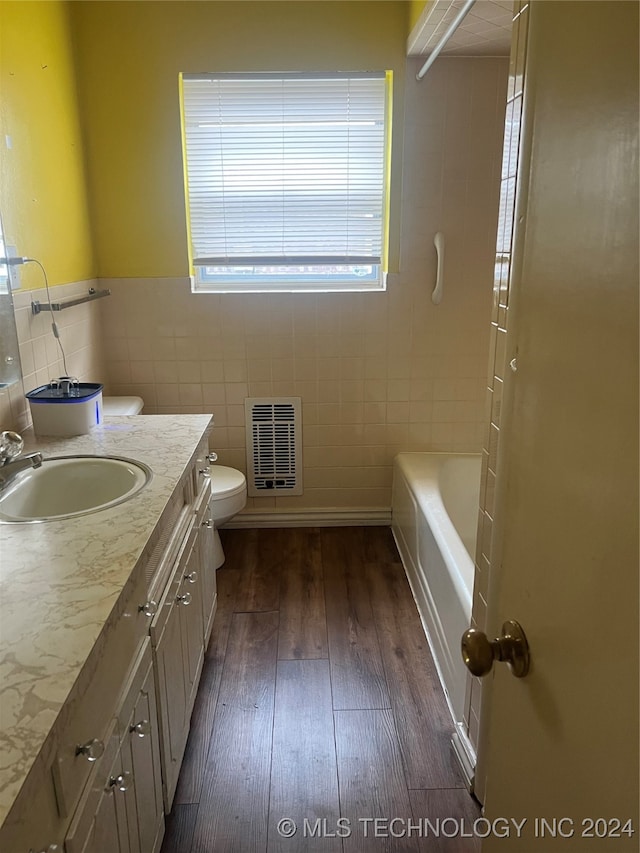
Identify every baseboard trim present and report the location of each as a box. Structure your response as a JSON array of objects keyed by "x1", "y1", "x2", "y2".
[
  {"x1": 451, "y1": 723, "x2": 477, "y2": 792},
  {"x1": 223, "y1": 507, "x2": 392, "y2": 528}
]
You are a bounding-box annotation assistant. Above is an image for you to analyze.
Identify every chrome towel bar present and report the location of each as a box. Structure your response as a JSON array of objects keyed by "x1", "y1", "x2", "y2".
[{"x1": 31, "y1": 287, "x2": 111, "y2": 315}]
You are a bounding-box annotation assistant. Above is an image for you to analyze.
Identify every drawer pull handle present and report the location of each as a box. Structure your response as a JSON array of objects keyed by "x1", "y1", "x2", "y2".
[
  {"x1": 76, "y1": 738, "x2": 105, "y2": 762},
  {"x1": 199, "y1": 468, "x2": 211, "y2": 478},
  {"x1": 138, "y1": 600, "x2": 158, "y2": 618},
  {"x1": 177, "y1": 592, "x2": 192, "y2": 606},
  {"x1": 185, "y1": 571, "x2": 198, "y2": 583},
  {"x1": 109, "y1": 771, "x2": 131, "y2": 793},
  {"x1": 202, "y1": 518, "x2": 213, "y2": 529},
  {"x1": 207, "y1": 452, "x2": 218, "y2": 463},
  {"x1": 130, "y1": 719, "x2": 151, "y2": 738},
  {"x1": 29, "y1": 846, "x2": 59, "y2": 853}
]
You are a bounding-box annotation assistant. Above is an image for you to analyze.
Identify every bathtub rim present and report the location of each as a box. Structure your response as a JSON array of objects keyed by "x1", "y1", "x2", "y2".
[
  {"x1": 391, "y1": 451, "x2": 481, "y2": 781},
  {"x1": 393, "y1": 451, "x2": 479, "y2": 611}
]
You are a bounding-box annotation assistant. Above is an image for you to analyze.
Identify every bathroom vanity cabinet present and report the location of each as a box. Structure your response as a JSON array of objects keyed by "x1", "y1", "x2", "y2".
[
  {"x1": 0, "y1": 416, "x2": 216, "y2": 853},
  {"x1": 149, "y1": 469, "x2": 210, "y2": 809},
  {"x1": 64, "y1": 641, "x2": 163, "y2": 853}
]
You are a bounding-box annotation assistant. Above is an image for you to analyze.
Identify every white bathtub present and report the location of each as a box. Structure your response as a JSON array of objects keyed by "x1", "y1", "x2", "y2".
[{"x1": 391, "y1": 452, "x2": 481, "y2": 726}]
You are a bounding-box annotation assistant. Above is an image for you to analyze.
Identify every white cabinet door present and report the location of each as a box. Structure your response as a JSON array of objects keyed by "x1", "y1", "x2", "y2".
[
  {"x1": 152, "y1": 593, "x2": 188, "y2": 810},
  {"x1": 198, "y1": 499, "x2": 217, "y2": 646},
  {"x1": 179, "y1": 539, "x2": 205, "y2": 715},
  {"x1": 68, "y1": 641, "x2": 166, "y2": 853},
  {"x1": 65, "y1": 725, "x2": 132, "y2": 853},
  {"x1": 150, "y1": 527, "x2": 202, "y2": 810},
  {"x1": 121, "y1": 647, "x2": 164, "y2": 853},
  {"x1": 149, "y1": 503, "x2": 212, "y2": 812},
  {"x1": 83, "y1": 786, "x2": 130, "y2": 853}
]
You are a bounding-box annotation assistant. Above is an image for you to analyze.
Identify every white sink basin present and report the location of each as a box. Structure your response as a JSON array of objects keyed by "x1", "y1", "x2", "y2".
[{"x1": 0, "y1": 455, "x2": 152, "y2": 522}]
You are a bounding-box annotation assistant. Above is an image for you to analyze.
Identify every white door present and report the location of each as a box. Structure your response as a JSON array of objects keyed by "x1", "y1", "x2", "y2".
[{"x1": 475, "y1": 3, "x2": 639, "y2": 850}]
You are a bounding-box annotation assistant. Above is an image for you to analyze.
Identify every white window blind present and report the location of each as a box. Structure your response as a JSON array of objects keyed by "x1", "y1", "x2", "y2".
[{"x1": 181, "y1": 72, "x2": 389, "y2": 291}]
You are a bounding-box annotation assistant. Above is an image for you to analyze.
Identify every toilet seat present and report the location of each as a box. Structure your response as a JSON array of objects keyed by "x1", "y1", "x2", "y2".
[
  {"x1": 206, "y1": 465, "x2": 247, "y2": 569},
  {"x1": 210, "y1": 466, "x2": 246, "y2": 499}
]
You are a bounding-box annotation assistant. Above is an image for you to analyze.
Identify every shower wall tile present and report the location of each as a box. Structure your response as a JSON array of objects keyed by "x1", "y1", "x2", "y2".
[
  {"x1": 100, "y1": 56, "x2": 507, "y2": 516},
  {"x1": 0, "y1": 280, "x2": 108, "y2": 433}
]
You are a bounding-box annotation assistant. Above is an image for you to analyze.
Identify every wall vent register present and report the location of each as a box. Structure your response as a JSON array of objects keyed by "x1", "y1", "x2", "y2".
[{"x1": 245, "y1": 397, "x2": 303, "y2": 496}]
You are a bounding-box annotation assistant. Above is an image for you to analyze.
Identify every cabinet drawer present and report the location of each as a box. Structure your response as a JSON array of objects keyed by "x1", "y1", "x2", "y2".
[
  {"x1": 145, "y1": 502, "x2": 194, "y2": 608},
  {"x1": 149, "y1": 525, "x2": 198, "y2": 642}
]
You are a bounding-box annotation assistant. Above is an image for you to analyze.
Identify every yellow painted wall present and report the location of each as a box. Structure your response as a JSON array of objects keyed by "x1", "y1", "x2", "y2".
[
  {"x1": 408, "y1": 0, "x2": 428, "y2": 31},
  {"x1": 70, "y1": 1, "x2": 408, "y2": 278},
  {"x1": 0, "y1": 1, "x2": 95, "y2": 289}
]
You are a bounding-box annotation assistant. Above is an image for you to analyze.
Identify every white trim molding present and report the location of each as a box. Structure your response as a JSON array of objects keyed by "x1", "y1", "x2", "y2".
[
  {"x1": 452, "y1": 723, "x2": 477, "y2": 792},
  {"x1": 223, "y1": 507, "x2": 392, "y2": 529}
]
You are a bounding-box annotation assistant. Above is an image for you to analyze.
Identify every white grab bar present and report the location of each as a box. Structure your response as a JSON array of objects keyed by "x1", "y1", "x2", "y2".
[{"x1": 432, "y1": 232, "x2": 445, "y2": 305}]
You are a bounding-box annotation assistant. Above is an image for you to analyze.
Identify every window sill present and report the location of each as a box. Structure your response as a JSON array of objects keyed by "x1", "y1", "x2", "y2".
[{"x1": 190, "y1": 273, "x2": 387, "y2": 295}]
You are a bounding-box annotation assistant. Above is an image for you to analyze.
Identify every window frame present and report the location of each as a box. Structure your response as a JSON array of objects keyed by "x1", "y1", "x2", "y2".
[{"x1": 179, "y1": 70, "x2": 392, "y2": 294}]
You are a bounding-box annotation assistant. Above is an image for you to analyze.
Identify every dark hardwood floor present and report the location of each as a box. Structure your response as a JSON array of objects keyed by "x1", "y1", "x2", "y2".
[{"x1": 161, "y1": 527, "x2": 480, "y2": 853}]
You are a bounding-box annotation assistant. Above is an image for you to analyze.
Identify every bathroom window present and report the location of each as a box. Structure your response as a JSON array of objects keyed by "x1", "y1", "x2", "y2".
[{"x1": 180, "y1": 71, "x2": 392, "y2": 293}]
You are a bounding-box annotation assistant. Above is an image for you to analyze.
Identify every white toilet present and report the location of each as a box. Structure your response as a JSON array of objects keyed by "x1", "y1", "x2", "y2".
[
  {"x1": 102, "y1": 396, "x2": 144, "y2": 416},
  {"x1": 209, "y1": 465, "x2": 247, "y2": 569},
  {"x1": 103, "y1": 396, "x2": 244, "y2": 567}
]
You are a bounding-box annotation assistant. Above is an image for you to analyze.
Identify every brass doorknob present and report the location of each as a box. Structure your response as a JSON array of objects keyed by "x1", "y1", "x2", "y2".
[{"x1": 461, "y1": 620, "x2": 530, "y2": 678}]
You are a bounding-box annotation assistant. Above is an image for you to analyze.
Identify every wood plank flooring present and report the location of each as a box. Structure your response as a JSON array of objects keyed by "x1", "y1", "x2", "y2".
[{"x1": 162, "y1": 526, "x2": 479, "y2": 853}]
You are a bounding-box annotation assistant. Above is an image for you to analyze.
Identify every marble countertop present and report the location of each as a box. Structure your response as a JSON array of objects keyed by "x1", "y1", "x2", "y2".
[{"x1": 0, "y1": 414, "x2": 213, "y2": 827}]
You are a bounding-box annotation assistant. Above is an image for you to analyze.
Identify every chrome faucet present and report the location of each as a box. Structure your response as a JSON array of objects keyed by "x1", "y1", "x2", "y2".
[{"x1": 0, "y1": 430, "x2": 43, "y2": 489}]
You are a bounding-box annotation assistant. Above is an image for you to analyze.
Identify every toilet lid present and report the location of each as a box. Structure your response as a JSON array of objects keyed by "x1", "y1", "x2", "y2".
[
  {"x1": 210, "y1": 465, "x2": 246, "y2": 498},
  {"x1": 103, "y1": 396, "x2": 144, "y2": 416}
]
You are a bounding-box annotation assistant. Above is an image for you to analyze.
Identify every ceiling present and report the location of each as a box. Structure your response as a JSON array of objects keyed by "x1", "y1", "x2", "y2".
[{"x1": 408, "y1": 0, "x2": 514, "y2": 57}]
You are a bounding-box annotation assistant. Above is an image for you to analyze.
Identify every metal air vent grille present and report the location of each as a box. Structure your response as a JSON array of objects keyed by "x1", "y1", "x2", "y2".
[{"x1": 245, "y1": 397, "x2": 303, "y2": 497}]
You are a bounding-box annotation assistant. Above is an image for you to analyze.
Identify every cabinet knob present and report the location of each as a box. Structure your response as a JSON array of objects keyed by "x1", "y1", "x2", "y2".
[
  {"x1": 130, "y1": 719, "x2": 151, "y2": 738},
  {"x1": 185, "y1": 571, "x2": 198, "y2": 583},
  {"x1": 202, "y1": 518, "x2": 213, "y2": 529},
  {"x1": 138, "y1": 600, "x2": 158, "y2": 618},
  {"x1": 207, "y1": 452, "x2": 218, "y2": 463},
  {"x1": 177, "y1": 592, "x2": 192, "y2": 606},
  {"x1": 75, "y1": 738, "x2": 105, "y2": 762},
  {"x1": 108, "y1": 771, "x2": 132, "y2": 793}
]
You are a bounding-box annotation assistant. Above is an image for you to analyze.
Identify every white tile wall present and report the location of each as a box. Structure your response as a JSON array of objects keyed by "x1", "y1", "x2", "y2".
[
  {"x1": 0, "y1": 280, "x2": 108, "y2": 432},
  {"x1": 101, "y1": 57, "x2": 508, "y2": 515}
]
